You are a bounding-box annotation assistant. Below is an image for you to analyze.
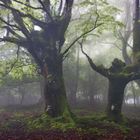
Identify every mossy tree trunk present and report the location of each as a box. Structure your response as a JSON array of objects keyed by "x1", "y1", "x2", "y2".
[
  {"x1": 106, "y1": 78, "x2": 128, "y2": 122},
  {"x1": 80, "y1": 3, "x2": 140, "y2": 122},
  {"x1": 43, "y1": 57, "x2": 71, "y2": 117},
  {"x1": 81, "y1": 45, "x2": 135, "y2": 122}
]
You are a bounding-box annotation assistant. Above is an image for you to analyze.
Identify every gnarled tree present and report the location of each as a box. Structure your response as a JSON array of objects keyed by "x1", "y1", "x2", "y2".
[
  {"x1": 81, "y1": 43, "x2": 140, "y2": 122},
  {"x1": 0, "y1": 0, "x2": 74, "y2": 117},
  {"x1": 79, "y1": 0, "x2": 140, "y2": 122}
]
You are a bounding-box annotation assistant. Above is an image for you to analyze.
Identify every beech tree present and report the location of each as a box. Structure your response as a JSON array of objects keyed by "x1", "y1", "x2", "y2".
[
  {"x1": 0, "y1": 0, "x2": 74, "y2": 117},
  {"x1": 0, "y1": 0, "x2": 109, "y2": 117},
  {"x1": 81, "y1": 45, "x2": 140, "y2": 122},
  {"x1": 80, "y1": 0, "x2": 140, "y2": 122}
]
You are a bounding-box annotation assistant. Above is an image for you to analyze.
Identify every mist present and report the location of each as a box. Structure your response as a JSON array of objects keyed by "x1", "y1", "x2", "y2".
[{"x1": 0, "y1": 0, "x2": 140, "y2": 140}]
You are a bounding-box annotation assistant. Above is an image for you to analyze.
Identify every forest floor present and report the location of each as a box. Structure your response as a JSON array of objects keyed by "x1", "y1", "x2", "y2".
[{"x1": 0, "y1": 104, "x2": 139, "y2": 140}]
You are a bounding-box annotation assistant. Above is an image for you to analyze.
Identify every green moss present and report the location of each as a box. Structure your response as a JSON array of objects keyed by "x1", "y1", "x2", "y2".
[
  {"x1": 133, "y1": 51, "x2": 140, "y2": 62},
  {"x1": 27, "y1": 113, "x2": 76, "y2": 131},
  {"x1": 0, "y1": 110, "x2": 133, "y2": 136},
  {"x1": 88, "y1": 127, "x2": 104, "y2": 135},
  {"x1": 74, "y1": 113, "x2": 131, "y2": 134}
]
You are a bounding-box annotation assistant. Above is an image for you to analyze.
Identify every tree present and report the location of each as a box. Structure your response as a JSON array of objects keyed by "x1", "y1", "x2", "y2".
[
  {"x1": 115, "y1": 0, "x2": 133, "y2": 65},
  {"x1": 114, "y1": 0, "x2": 140, "y2": 108},
  {"x1": 81, "y1": 43, "x2": 140, "y2": 122},
  {"x1": 0, "y1": 0, "x2": 74, "y2": 117},
  {"x1": 0, "y1": 0, "x2": 111, "y2": 117},
  {"x1": 78, "y1": 0, "x2": 140, "y2": 122},
  {"x1": 133, "y1": 0, "x2": 140, "y2": 62}
]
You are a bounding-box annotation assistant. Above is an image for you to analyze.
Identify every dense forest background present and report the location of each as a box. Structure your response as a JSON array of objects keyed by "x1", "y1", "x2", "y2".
[{"x1": 0, "y1": 0, "x2": 139, "y2": 115}]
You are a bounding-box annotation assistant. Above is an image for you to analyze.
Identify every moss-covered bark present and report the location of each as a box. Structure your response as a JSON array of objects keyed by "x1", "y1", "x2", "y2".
[
  {"x1": 106, "y1": 78, "x2": 127, "y2": 122},
  {"x1": 0, "y1": 0, "x2": 74, "y2": 119},
  {"x1": 82, "y1": 48, "x2": 140, "y2": 122},
  {"x1": 43, "y1": 58, "x2": 72, "y2": 118}
]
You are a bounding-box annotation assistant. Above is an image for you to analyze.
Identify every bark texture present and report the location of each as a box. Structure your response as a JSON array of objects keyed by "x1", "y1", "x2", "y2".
[
  {"x1": 81, "y1": 43, "x2": 140, "y2": 122},
  {"x1": 107, "y1": 79, "x2": 127, "y2": 122},
  {"x1": 43, "y1": 59, "x2": 71, "y2": 117}
]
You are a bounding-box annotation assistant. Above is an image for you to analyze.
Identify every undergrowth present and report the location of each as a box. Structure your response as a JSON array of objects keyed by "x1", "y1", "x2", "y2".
[{"x1": 25, "y1": 112, "x2": 132, "y2": 135}]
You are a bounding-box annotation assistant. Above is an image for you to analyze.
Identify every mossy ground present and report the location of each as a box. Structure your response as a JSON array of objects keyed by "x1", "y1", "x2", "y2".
[{"x1": 0, "y1": 106, "x2": 139, "y2": 140}]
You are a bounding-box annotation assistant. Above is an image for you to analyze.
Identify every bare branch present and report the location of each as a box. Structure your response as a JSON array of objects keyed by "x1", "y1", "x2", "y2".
[
  {"x1": 118, "y1": 30, "x2": 133, "y2": 49},
  {"x1": 13, "y1": 0, "x2": 43, "y2": 10},
  {"x1": 60, "y1": 0, "x2": 74, "y2": 29},
  {"x1": 58, "y1": 0, "x2": 63, "y2": 15},
  {"x1": 62, "y1": 23, "x2": 103, "y2": 56},
  {"x1": 62, "y1": 52, "x2": 70, "y2": 61},
  {"x1": 80, "y1": 41, "x2": 109, "y2": 78},
  {"x1": 0, "y1": 36, "x2": 27, "y2": 46},
  {"x1": 0, "y1": 17, "x2": 19, "y2": 29},
  {"x1": 117, "y1": 31, "x2": 132, "y2": 64},
  {"x1": 62, "y1": 8, "x2": 103, "y2": 56},
  {"x1": 62, "y1": 0, "x2": 74, "y2": 16},
  {"x1": 2, "y1": 26, "x2": 21, "y2": 38},
  {"x1": 0, "y1": 2, "x2": 46, "y2": 37},
  {"x1": 37, "y1": 0, "x2": 53, "y2": 21},
  {"x1": 0, "y1": 3, "x2": 30, "y2": 38}
]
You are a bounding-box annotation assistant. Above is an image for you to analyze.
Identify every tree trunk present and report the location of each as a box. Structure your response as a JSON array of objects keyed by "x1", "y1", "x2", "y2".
[
  {"x1": 89, "y1": 94, "x2": 94, "y2": 105},
  {"x1": 133, "y1": 0, "x2": 140, "y2": 62},
  {"x1": 18, "y1": 86, "x2": 25, "y2": 106},
  {"x1": 106, "y1": 78, "x2": 127, "y2": 122},
  {"x1": 36, "y1": 77, "x2": 45, "y2": 107},
  {"x1": 43, "y1": 58, "x2": 71, "y2": 117},
  {"x1": 131, "y1": 82, "x2": 137, "y2": 108}
]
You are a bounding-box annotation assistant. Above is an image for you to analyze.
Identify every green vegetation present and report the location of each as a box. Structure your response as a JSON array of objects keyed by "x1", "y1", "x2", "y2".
[
  {"x1": 0, "y1": 0, "x2": 140, "y2": 139},
  {"x1": 0, "y1": 110, "x2": 133, "y2": 135}
]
